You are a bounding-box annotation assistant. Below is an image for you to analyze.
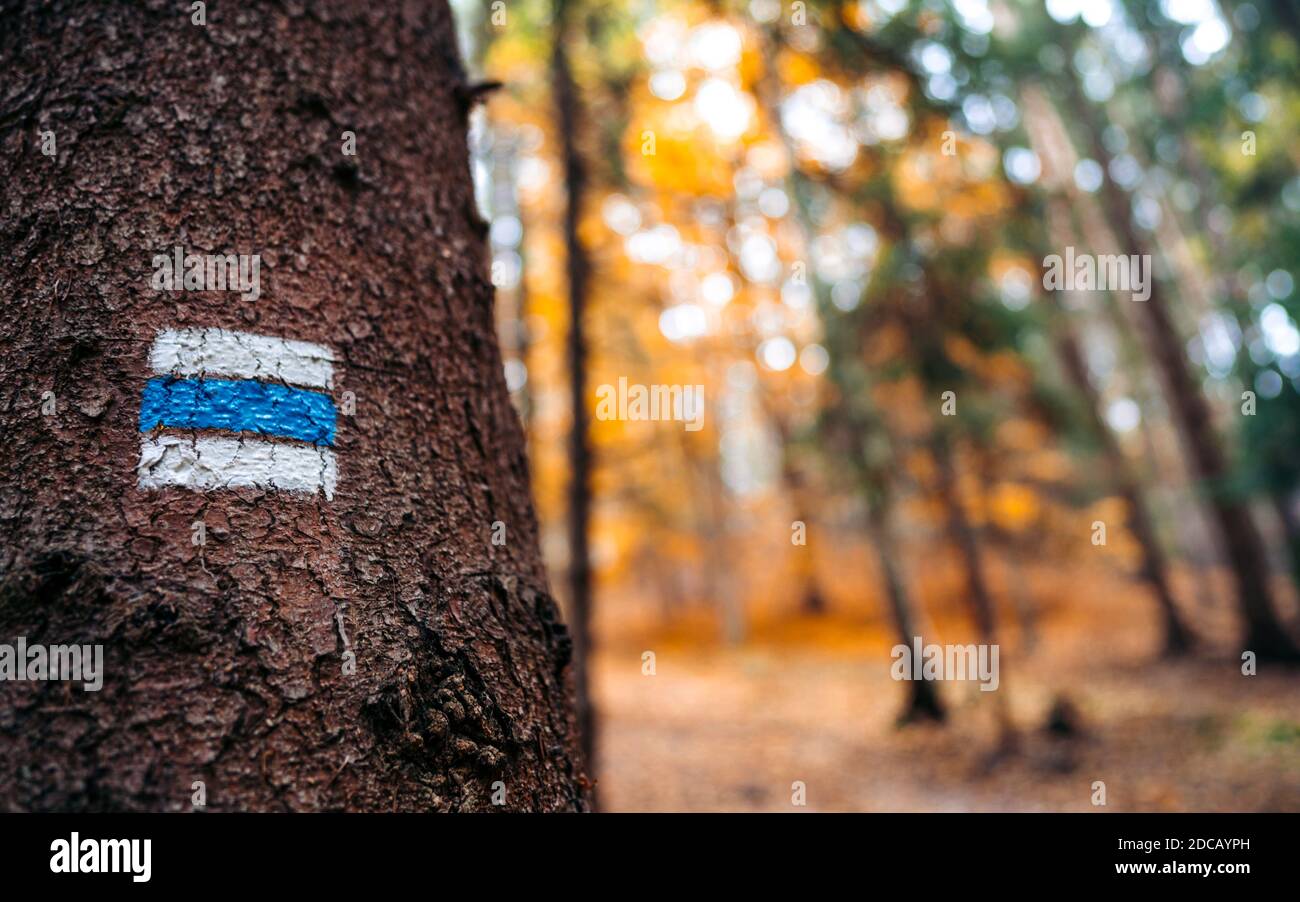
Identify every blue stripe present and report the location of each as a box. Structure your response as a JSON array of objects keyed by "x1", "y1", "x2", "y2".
[{"x1": 139, "y1": 378, "x2": 336, "y2": 445}]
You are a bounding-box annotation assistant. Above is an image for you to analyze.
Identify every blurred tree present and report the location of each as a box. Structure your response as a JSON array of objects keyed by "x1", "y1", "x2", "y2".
[
  {"x1": 761, "y1": 21, "x2": 946, "y2": 721},
  {"x1": 761, "y1": 392, "x2": 829, "y2": 614},
  {"x1": 552, "y1": 0, "x2": 598, "y2": 780},
  {"x1": 852, "y1": 1, "x2": 1283, "y2": 658},
  {"x1": 1054, "y1": 31, "x2": 1297, "y2": 660}
]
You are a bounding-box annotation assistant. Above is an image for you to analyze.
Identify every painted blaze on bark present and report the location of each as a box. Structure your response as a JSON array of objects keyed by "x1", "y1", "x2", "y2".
[{"x1": 0, "y1": 2, "x2": 587, "y2": 810}]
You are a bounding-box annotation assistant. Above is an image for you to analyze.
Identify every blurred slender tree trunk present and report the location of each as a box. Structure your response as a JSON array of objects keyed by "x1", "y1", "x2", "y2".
[
  {"x1": 762, "y1": 395, "x2": 827, "y2": 615},
  {"x1": 752, "y1": 33, "x2": 847, "y2": 619},
  {"x1": 1140, "y1": 55, "x2": 1300, "y2": 599},
  {"x1": 1053, "y1": 323, "x2": 1196, "y2": 655},
  {"x1": 1076, "y1": 206, "x2": 1222, "y2": 607},
  {"x1": 552, "y1": 0, "x2": 597, "y2": 783},
  {"x1": 932, "y1": 435, "x2": 1017, "y2": 748},
  {"x1": 969, "y1": 446, "x2": 1041, "y2": 653},
  {"x1": 899, "y1": 256, "x2": 1010, "y2": 708},
  {"x1": 1029, "y1": 178, "x2": 1196, "y2": 655},
  {"x1": 760, "y1": 24, "x2": 940, "y2": 720},
  {"x1": 0, "y1": 0, "x2": 586, "y2": 811},
  {"x1": 930, "y1": 431, "x2": 998, "y2": 643},
  {"x1": 1002, "y1": 552, "x2": 1039, "y2": 654},
  {"x1": 709, "y1": 465, "x2": 744, "y2": 645},
  {"x1": 1055, "y1": 65, "x2": 1299, "y2": 660},
  {"x1": 864, "y1": 488, "x2": 946, "y2": 724}
]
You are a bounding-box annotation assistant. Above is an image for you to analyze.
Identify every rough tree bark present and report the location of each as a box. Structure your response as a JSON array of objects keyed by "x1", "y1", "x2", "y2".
[{"x1": 0, "y1": 0, "x2": 587, "y2": 811}]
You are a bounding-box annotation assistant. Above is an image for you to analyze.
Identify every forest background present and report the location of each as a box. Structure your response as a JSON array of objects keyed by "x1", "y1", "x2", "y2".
[{"x1": 456, "y1": 0, "x2": 1300, "y2": 811}]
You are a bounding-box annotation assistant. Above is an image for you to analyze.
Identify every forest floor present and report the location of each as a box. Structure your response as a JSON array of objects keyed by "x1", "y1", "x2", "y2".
[{"x1": 592, "y1": 570, "x2": 1300, "y2": 812}]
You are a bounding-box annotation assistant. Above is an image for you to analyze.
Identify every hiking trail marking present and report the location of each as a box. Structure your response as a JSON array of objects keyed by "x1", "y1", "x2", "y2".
[{"x1": 137, "y1": 328, "x2": 338, "y2": 499}]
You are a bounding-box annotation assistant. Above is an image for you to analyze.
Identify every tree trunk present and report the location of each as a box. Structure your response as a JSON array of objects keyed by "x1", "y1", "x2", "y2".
[
  {"x1": 1056, "y1": 56, "x2": 1298, "y2": 660},
  {"x1": 1144, "y1": 62, "x2": 1300, "y2": 602},
  {"x1": 1020, "y1": 86, "x2": 1206, "y2": 651},
  {"x1": 929, "y1": 430, "x2": 1015, "y2": 749},
  {"x1": 1033, "y1": 178, "x2": 1194, "y2": 654},
  {"x1": 930, "y1": 431, "x2": 997, "y2": 643},
  {"x1": 1001, "y1": 548, "x2": 1040, "y2": 655},
  {"x1": 865, "y1": 493, "x2": 946, "y2": 724},
  {"x1": 1087, "y1": 161, "x2": 1296, "y2": 660},
  {"x1": 551, "y1": 0, "x2": 596, "y2": 784},
  {"x1": 0, "y1": 0, "x2": 586, "y2": 811},
  {"x1": 1272, "y1": 493, "x2": 1300, "y2": 595},
  {"x1": 758, "y1": 22, "x2": 937, "y2": 718},
  {"x1": 1054, "y1": 328, "x2": 1195, "y2": 655},
  {"x1": 763, "y1": 395, "x2": 827, "y2": 615}
]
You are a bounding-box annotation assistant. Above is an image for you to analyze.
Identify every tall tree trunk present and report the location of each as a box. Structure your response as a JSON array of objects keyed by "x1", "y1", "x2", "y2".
[
  {"x1": 1021, "y1": 84, "x2": 1224, "y2": 625},
  {"x1": 1141, "y1": 61, "x2": 1300, "y2": 600},
  {"x1": 551, "y1": 0, "x2": 596, "y2": 783},
  {"x1": 705, "y1": 426, "x2": 745, "y2": 645},
  {"x1": 930, "y1": 429, "x2": 1014, "y2": 749},
  {"x1": 1029, "y1": 180, "x2": 1195, "y2": 655},
  {"x1": 1053, "y1": 325, "x2": 1195, "y2": 655},
  {"x1": 865, "y1": 490, "x2": 946, "y2": 724},
  {"x1": 969, "y1": 448, "x2": 1041, "y2": 654},
  {"x1": 762, "y1": 395, "x2": 827, "y2": 615},
  {"x1": 899, "y1": 271, "x2": 1007, "y2": 678},
  {"x1": 0, "y1": 0, "x2": 586, "y2": 811},
  {"x1": 1055, "y1": 52, "x2": 1298, "y2": 660},
  {"x1": 1272, "y1": 493, "x2": 1300, "y2": 596},
  {"x1": 758, "y1": 22, "x2": 937, "y2": 718},
  {"x1": 930, "y1": 431, "x2": 997, "y2": 643}
]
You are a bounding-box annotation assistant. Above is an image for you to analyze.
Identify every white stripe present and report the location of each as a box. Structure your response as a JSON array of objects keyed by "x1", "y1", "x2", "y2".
[
  {"x1": 138, "y1": 435, "x2": 337, "y2": 500},
  {"x1": 150, "y1": 328, "x2": 334, "y2": 389}
]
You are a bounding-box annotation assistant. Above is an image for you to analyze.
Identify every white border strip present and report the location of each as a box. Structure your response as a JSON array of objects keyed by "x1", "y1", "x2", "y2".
[
  {"x1": 138, "y1": 435, "x2": 337, "y2": 500},
  {"x1": 150, "y1": 328, "x2": 335, "y2": 389}
]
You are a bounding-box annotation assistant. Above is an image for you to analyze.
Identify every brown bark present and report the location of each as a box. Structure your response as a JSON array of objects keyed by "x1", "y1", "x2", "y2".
[
  {"x1": 0, "y1": 0, "x2": 586, "y2": 811},
  {"x1": 551, "y1": 0, "x2": 596, "y2": 782}
]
